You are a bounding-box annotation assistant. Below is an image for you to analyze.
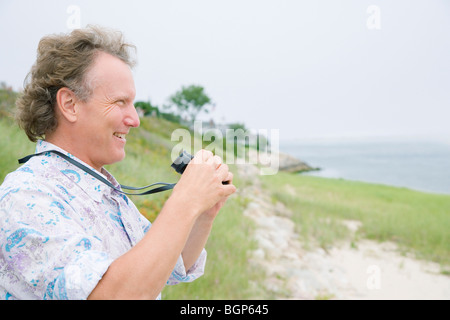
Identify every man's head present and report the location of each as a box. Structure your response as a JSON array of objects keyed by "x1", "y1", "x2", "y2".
[
  {"x1": 16, "y1": 25, "x2": 140, "y2": 170},
  {"x1": 16, "y1": 25, "x2": 136, "y2": 142}
]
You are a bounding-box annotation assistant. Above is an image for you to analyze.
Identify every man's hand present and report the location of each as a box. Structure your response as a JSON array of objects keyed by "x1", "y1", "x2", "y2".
[
  {"x1": 172, "y1": 149, "x2": 236, "y2": 219},
  {"x1": 202, "y1": 155, "x2": 234, "y2": 218}
]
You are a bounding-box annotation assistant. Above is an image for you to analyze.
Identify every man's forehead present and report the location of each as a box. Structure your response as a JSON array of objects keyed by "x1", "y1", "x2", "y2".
[{"x1": 86, "y1": 51, "x2": 136, "y2": 98}]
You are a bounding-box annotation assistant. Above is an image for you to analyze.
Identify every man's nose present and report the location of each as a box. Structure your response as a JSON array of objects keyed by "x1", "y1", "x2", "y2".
[{"x1": 124, "y1": 103, "x2": 140, "y2": 128}]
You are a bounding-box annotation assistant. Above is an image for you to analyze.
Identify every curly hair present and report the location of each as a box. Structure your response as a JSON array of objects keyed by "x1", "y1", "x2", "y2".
[{"x1": 15, "y1": 25, "x2": 136, "y2": 142}]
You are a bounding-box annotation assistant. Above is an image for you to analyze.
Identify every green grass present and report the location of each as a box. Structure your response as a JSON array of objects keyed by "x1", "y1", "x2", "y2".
[
  {"x1": 0, "y1": 118, "x2": 35, "y2": 182},
  {"x1": 261, "y1": 171, "x2": 450, "y2": 270}
]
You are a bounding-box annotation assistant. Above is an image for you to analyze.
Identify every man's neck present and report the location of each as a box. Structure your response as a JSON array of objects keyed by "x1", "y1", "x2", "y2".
[{"x1": 44, "y1": 131, "x2": 102, "y2": 172}]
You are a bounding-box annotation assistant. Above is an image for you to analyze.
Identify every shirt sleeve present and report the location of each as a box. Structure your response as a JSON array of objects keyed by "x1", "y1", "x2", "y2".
[
  {"x1": 166, "y1": 249, "x2": 207, "y2": 285},
  {"x1": 134, "y1": 202, "x2": 208, "y2": 286},
  {"x1": 0, "y1": 187, "x2": 114, "y2": 300}
]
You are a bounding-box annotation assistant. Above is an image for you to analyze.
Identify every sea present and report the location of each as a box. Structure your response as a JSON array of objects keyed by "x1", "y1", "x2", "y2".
[{"x1": 279, "y1": 137, "x2": 450, "y2": 195}]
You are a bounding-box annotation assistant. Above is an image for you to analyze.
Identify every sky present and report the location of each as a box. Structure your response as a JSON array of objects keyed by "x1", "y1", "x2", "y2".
[{"x1": 1, "y1": 0, "x2": 449, "y2": 142}]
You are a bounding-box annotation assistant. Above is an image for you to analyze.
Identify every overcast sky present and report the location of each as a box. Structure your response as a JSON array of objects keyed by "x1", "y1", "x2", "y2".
[{"x1": 1, "y1": 0, "x2": 449, "y2": 141}]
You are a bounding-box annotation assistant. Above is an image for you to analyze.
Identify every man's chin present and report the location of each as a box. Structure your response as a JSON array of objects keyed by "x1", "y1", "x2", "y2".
[{"x1": 103, "y1": 150, "x2": 126, "y2": 167}]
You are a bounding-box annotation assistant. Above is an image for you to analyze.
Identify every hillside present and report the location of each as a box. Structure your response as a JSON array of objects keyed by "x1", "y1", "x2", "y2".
[
  {"x1": 0, "y1": 84, "x2": 18, "y2": 118},
  {"x1": 1, "y1": 89, "x2": 450, "y2": 300}
]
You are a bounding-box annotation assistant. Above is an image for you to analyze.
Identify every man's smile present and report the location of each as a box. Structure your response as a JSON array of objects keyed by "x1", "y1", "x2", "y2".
[{"x1": 113, "y1": 132, "x2": 127, "y2": 140}]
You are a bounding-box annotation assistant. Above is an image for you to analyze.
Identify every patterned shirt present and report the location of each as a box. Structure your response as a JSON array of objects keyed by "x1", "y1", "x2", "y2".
[{"x1": 0, "y1": 140, "x2": 206, "y2": 300}]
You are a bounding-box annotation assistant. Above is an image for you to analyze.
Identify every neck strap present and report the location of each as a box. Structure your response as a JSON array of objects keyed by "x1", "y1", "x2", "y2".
[{"x1": 18, "y1": 150, "x2": 176, "y2": 196}]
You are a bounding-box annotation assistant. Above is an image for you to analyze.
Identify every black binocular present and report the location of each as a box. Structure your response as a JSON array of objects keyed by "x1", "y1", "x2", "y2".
[
  {"x1": 171, "y1": 151, "x2": 230, "y2": 185},
  {"x1": 171, "y1": 150, "x2": 194, "y2": 174}
]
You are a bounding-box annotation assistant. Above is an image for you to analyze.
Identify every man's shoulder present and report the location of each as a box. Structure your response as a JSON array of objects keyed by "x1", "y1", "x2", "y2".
[
  {"x1": 0, "y1": 158, "x2": 58, "y2": 196},
  {"x1": 0, "y1": 158, "x2": 77, "y2": 219}
]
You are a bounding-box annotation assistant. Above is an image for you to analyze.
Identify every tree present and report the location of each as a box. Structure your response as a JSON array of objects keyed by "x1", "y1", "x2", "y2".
[
  {"x1": 167, "y1": 85, "x2": 213, "y2": 122},
  {"x1": 134, "y1": 100, "x2": 159, "y2": 117},
  {"x1": 228, "y1": 122, "x2": 247, "y2": 131}
]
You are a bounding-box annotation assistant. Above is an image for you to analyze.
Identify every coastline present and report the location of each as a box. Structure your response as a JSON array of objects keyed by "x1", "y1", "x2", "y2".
[{"x1": 278, "y1": 137, "x2": 450, "y2": 196}]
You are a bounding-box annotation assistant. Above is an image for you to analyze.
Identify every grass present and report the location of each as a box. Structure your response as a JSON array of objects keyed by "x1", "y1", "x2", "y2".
[
  {"x1": 0, "y1": 117, "x2": 35, "y2": 182},
  {"x1": 261, "y1": 171, "x2": 450, "y2": 270}
]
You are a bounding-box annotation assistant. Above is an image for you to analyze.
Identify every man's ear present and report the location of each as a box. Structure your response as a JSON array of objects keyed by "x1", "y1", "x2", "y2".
[{"x1": 55, "y1": 87, "x2": 79, "y2": 123}]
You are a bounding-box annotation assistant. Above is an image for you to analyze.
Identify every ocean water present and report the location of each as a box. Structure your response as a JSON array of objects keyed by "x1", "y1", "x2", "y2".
[{"x1": 279, "y1": 137, "x2": 450, "y2": 195}]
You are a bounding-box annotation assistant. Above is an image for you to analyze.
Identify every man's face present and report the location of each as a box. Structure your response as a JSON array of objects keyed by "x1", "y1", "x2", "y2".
[{"x1": 75, "y1": 51, "x2": 139, "y2": 170}]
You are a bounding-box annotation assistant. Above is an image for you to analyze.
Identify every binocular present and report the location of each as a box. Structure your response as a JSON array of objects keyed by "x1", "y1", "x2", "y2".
[
  {"x1": 171, "y1": 150, "x2": 194, "y2": 174},
  {"x1": 171, "y1": 151, "x2": 230, "y2": 185}
]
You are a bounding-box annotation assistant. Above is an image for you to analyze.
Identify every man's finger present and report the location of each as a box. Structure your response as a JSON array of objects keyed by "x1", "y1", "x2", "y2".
[
  {"x1": 207, "y1": 155, "x2": 222, "y2": 169},
  {"x1": 192, "y1": 149, "x2": 213, "y2": 164}
]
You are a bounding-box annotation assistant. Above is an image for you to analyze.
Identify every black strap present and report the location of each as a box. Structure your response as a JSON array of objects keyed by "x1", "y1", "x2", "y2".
[{"x1": 18, "y1": 150, "x2": 176, "y2": 196}]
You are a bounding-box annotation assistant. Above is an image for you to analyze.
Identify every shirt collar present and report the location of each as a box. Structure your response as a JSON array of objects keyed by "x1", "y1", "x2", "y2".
[{"x1": 35, "y1": 140, "x2": 121, "y2": 203}]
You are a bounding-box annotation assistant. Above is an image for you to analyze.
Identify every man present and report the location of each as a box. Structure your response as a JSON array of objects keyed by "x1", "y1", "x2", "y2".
[{"x1": 0, "y1": 26, "x2": 236, "y2": 300}]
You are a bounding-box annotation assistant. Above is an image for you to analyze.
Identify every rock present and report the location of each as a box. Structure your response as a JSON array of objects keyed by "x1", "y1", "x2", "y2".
[
  {"x1": 277, "y1": 152, "x2": 319, "y2": 173},
  {"x1": 252, "y1": 248, "x2": 266, "y2": 260},
  {"x1": 246, "y1": 149, "x2": 318, "y2": 173}
]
